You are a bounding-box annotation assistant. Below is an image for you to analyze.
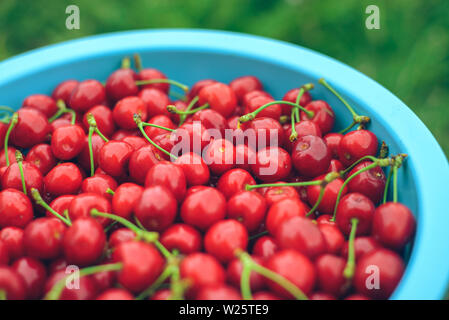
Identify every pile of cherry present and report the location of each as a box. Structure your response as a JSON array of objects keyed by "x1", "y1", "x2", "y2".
[{"x1": 0, "y1": 55, "x2": 416, "y2": 300}]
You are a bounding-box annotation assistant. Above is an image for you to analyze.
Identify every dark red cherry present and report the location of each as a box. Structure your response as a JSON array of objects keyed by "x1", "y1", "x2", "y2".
[
  {"x1": 111, "y1": 129, "x2": 139, "y2": 140},
  {"x1": 347, "y1": 161, "x2": 386, "y2": 204},
  {"x1": 169, "y1": 100, "x2": 188, "y2": 125},
  {"x1": 196, "y1": 284, "x2": 242, "y2": 300},
  {"x1": 11, "y1": 257, "x2": 47, "y2": 299},
  {"x1": 251, "y1": 146, "x2": 291, "y2": 182},
  {"x1": 22, "y1": 94, "x2": 58, "y2": 118},
  {"x1": 144, "y1": 115, "x2": 175, "y2": 139},
  {"x1": 318, "y1": 223, "x2": 344, "y2": 255},
  {"x1": 246, "y1": 117, "x2": 284, "y2": 150},
  {"x1": 323, "y1": 133, "x2": 343, "y2": 159},
  {"x1": 216, "y1": 168, "x2": 255, "y2": 200},
  {"x1": 0, "y1": 227, "x2": 24, "y2": 261},
  {"x1": 175, "y1": 121, "x2": 211, "y2": 154},
  {"x1": 11, "y1": 107, "x2": 50, "y2": 148},
  {"x1": 25, "y1": 144, "x2": 57, "y2": 175},
  {"x1": 242, "y1": 90, "x2": 272, "y2": 108},
  {"x1": 46, "y1": 195, "x2": 75, "y2": 219},
  {"x1": 253, "y1": 291, "x2": 282, "y2": 300},
  {"x1": 82, "y1": 105, "x2": 115, "y2": 138},
  {"x1": 52, "y1": 80, "x2": 79, "y2": 104},
  {"x1": 284, "y1": 120, "x2": 322, "y2": 152},
  {"x1": 227, "y1": 191, "x2": 267, "y2": 233},
  {"x1": 98, "y1": 140, "x2": 134, "y2": 178},
  {"x1": 44, "y1": 163, "x2": 83, "y2": 196},
  {"x1": 260, "y1": 181, "x2": 300, "y2": 207},
  {"x1": 0, "y1": 241, "x2": 9, "y2": 265},
  {"x1": 111, "y1": 183, "x2": 143, "y2": 220},
  {"x1": 108, "y1": 228, "x2": 136, "y2": 248},
  {"x1": 192, "y1": 109, "x2": 228, "y2": 136},
  {"x1": 138, "y1": 88, "x2": 171, "y2": 118},
  {"x1": 81, "y1": 174, "x2": 117, "y2": 200},
  {"x1": 338, "y1": 130, "x2": 378, "y2": 166},
  {"x1": 96, "y1": 288, "x2": 134, "y2": 300},
  {"x1": 265, "y1": 197, "x2": 307, "y2": 235},
  {"x1": 150, "y1": 289, "x2": 171, "y2": 300},
  {"x1": 144, "y1": 161, "x2": 186, "y2": 202},
  {"x1": 23, "y1": 217, "x2": 66, "y2": 260},
  {"x1": 128, "y1": 145, "x2": 162, "y2": 185},
  {"x1": 69, "y1": 79, "x2": 106, "y2": 113},
  {"x1": 0, "y1": 147, "x2": 16, "y2": 168},
  {"x1": 77, "y1": 134, "x2": 106, "y2": 172},
  {"x1": 292, "y1": 135, "x2": 331, "y2": 178},
  {"x1": 160, "y1": 224, "x2": 202, "y2": 254},
  {"x1": 300, "y1": 100, "x2": 335, "y2": 134},
  {"x1": 203, "y1": 138, "x2": 236, "y2": 176},
  {"x1": 235, "y1": 144, "x2": 256, "y2": 172},
  {"x1": 327, "y1": 159, "x2": 344, "y2": 173},
  {"x1": 51, "y1": 124, "x2": 85, "y2": 160},
  {"x1": 188, "y1": 79, "x2": 217, "y2": 100},
  {"x1": 121, "y1": 136, "x2": 147, "y2": 151},
  {"x1": 227, "y1": 255, "x2": 266, "y2": 292},
  {"x1": 0, "y1": 189, "x2": 33, "y2": 228},
  {"x1": 341, "y1": 236, "x2": 380, "y2": 260},
  {"x1": 113, "y1": 96, "x2": 147, "y2": 130},
  {"x1": 246, "y1": 95, "x2": 281, "y2": 121},
  {"x1": 0, "y1": 267, "x2": 26, "y2": 300},
  {"x1": 230, "y1": 76, "x2": 263, "y2": 102},
  {"x1": 198, "y1": 82, "x2": 237, "y2": 118},
  {"x1": 45, "y1": 270, "x2": 97, "y2": 300},
  {"x1": 105, "y1": 68, "x2": 139, "y2": 101},
  {"x1": 315, "y1": 254, "x2": 346, "y2": 297},
  {"x1": 174, "y1": 152, "x2": 210, "y2": 187},
  {"x1": 2, "y1": 161, "x2": 44, "y2": 194},
  {"x1": 69, "y1": 193, "x2": 111, "y2": 227},
  {"x1": 336, "y1": 192, "x2": 375, "y2": 236},
  {"x1": 252, "y1": 236, "x2": 278, "y2": 259},
  {"x1": 281, "y1": 87, "x2": 312, "y2": 116},
  {"x1": 138, "y1": 68, "x2": 169, "y2": 92},
  {"x1": 306, "y1": 174, "x2": 347, "y2": 215}
]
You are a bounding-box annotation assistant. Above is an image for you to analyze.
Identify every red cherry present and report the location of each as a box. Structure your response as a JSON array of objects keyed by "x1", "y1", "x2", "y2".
[
  {"x1": 318, "y1": 224, "x2": 344, "y2": 255},
  {"x1": 336, "y1": 193, "x2": 375, "y2": 236},
  {"x1": 113, "y1": 96, "x2": 147, "y2": 130},
  {"x1": 23, "y1": 217, "x2": 66, "y2": 259},
  {"x1": 196, "y1": 284, "x2": 242, "y2": 300},
  {"x1": 0, "y1": 241, "x2": 9, "y2": 265},
  {"x1": 306, "y1": 174, "x2": 347, "y2": 215},
  {"x1": 244, "y1": 117, "x2": 284, "y2": 150},
  {"x1": 44, "y1": 163, "x2": 83, "y2": 196},
  {"x1": 169, "y1": 100, "x2": 188, "y2": 124},
  {"x1": 227, "y1": 191, "x2": 267, "y2": 233},
  {"x1": 1, "y1": 160, "x2": 44, "y2": 194},
  {"x1": 338, "y1": 130, "x2": 378, "y2": 166},
  {"x1": 251, "y1": 147, "x2": 291, "y2": 182},
  {"x1": 150, "y1": 289, "x2": 171, "y2": 300},
  {"x1": 265, "y1": 249, "x2": 316, "y2": 297},
  {"x1": 175, "y1": 121, "x2": 211, "y2": 154},
  {"x1": 198, "y1": 82, "x2": 237, "y2": 118},
  {"x1": 284, "y1": 121, "x2": 322, "y2": 152},
  {"x1": 309, "y1": 292, "x2": 336, "y2": 300},
  {"x1": 0, "y1": 189, "x2": 33, "y2": 228},
  {"x1": 341, "y1": 236, "x2": 380, "y2": 260},
  {"x1": 253, "y1": 291, "x2": 281, "y2": 300},
  {"x1": 25, "y1": 144, "x2": 57, "y2": 175},
  {"x1": 45, "y1": 270, "x2": 97, "y2": 300},
  {"x1": 327, "y1": 159, "x2": 344, "y2": 173},
  {"x1": 46, "y1": 195, "x2": 75, "y2": 218},
  {"x1": 11, "y1": 107, "x2": 50, "y2": 148},
  {"x1": 144, "y1": 115, "x2": 175, "y2": 139},
  {"x1": 120, "y1": 136, "x2": 147, "y2": 151},
  {"x1": 323, "y1": 133, "x2": 343, "y2": 159},
  {"x1": 144, "y1": 161, "x2": 186, "y2": 202},
  {"x1": 113, "y1": 241, "x2": 164, "y2": 293},
  {"x1": 242, "y1": 90, "x2": 272, "y2": 108},
  {"x1": 0, "y1": 147, "x2": 16, "y2": 168},
  {"x1": 188, "y1": 79, "x2": 217, "y2": 100},
  {"x1": 265, "y1": 197, "x2": 307, "y2": 235},
  {"x1": 77, "y1": 134, "x2": 106, "y2": 172},
  {"x1": 0, "y1": 267, "x2": 26, "y2": 300},
  {"x1": 82, "y1": 105, "x2": 115, "y2": 138},
  {"x1": 216, "y1": 168, "x2": 255, "y2": 200},
  {"x1": 138, "y1": 68, "x2": 169, "y2": 92},
  {"x1": 22, "y1": 94, "x2": 58, "y2": 118},
  {"x1": 96, "y1": 288, "x2": 134, "y2": 300},
  {"x1": 234, "y1": 144, "x2": 256, "y2": 172},
  {"x1": 227, "y1": 256, "x2": 266, "y2": 292},
  {"x1": 315, "y1": 254, "x2": 346, "y2": 297},
  {"x1": 90, "y1": 268, "x2": 116, "y2": 293},
  {"x1": 108, "y1": 228, "x2": 136, "y2": 248},
  {"x1": 372, "y1": 202, "x2": 416, "y2": 250},
  {"x1": 98, "y1": 140, "x2": 134, "y2": 178},
  {"x1": 111, "y1": 129, "x2": 139, "y2": 140},
  {"x1": 281, "y1": 87, "x2": 312, "y2": 116},
  {"x1": 347, "y1": 161, "x2": 386, "y2": 204},
  {"x1": 111, "y1": 183, "x2": 143, "y2": 220},
  {"x1": 192, "y1": 109, "x2": 228, "y2": 135},
  {"x1": 203, "y1": 138, "x2": 236, "y2": 176},
  {"x1": 69, "y1": 193, "x2": 111, "y2": 227},
  {"x1": 51, "y1": 124, "x2": 85, "y2": 160},
  {"x1": 128, "y1": 145, "x2": 162, "y2": 185},
  {"x1": 246, "y1": 95, "x2": 281, "y2": 121},
  {"x1": 230, "y1": 76, "x2": 263, "y2": 102},
  {"x1": 0, "y1": 227, "x2": 24, "y2": 260},
  {"x1": 252, "y1": 236, "x2": 278, "y2": 259},
  {"x1": 105, "y1": 68, "x2": 139, "y2": 101},
  {"x1": 354, "y1": 248, "x2": 404, "y2": 299},
  {"x1": 260, "y1": 182, "x2": 299, "y2": 207},
  {"x1": 11, "y1": 257, "x2": 47, "y2": 299},
  {"x1": 81, "y1": 174, "x2": 117, "y2": 200},
  {"x1": 134, "y1": 185, "x2": 177, "y2": 232},
  {"x1": 69, "y1": 79, "x2": 106, "y2": 113},
  {"x1": 160, "y1": 224, "x2": 202, "y2": 254},
  {"x1": 138, "y1": 88, "x2": 171, "y2": 118},
  {"x1": 52, "y1": 80, "x2": 79, "y2": 104},
  {"x1": 300, "y1": 100, "x2": 335, "y2": 134},
  {"x1": 175, "y1": 152, "x2": 210, "y2": 186},
  {"x1": 292, "y1": 135, "x2": 331, "y2": 178},
  {"x1": 180, "y1": 187, "x2": 226, "y2": 231}
]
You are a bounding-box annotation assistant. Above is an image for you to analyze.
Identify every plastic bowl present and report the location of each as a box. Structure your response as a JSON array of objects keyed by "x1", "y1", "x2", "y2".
[{"x1": 0, "y1": 29, "x2": 448, "y2": 299}]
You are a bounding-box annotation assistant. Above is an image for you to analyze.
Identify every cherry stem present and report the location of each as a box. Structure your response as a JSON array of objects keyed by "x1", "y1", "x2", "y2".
[
  {"x1": 289, "y1": 107, "x2": 298, "y2": 142},
  {"x1": 239, "y1": 253, "x2": 253, "y2": 300},
  {"x1": 343, "y1": 218, "x2": 359, "y2": 280},
  {"x1": 239, "y1": 101, "x2": 314, "y2": 123},
  {"x1": 134, "y1": 114, "x2": 178, "y2": 160},
  {"x1": 0, "y1": 289, "x2": 6, "y2": 300},
  {"x1": 279, "y1": 115, "x2": 289, "y2": 124},
  {"x1": 169, "y1": 90, "x2": 188, "y2": 102},
  {"x1": 392, "y1": 165, "x2": 398, "y2": 203},
  {"x1": 45, "y1": 263, "x2": 123, "y2": 300},
  {"x1": 340, "y1": 155, "x2": 378, "y2": 176},
  {"x1": 167, "y1": 102, "x2": 208, "y2": 115},
  {"x1": 86, "y1": 113, "x2": 109, "y2": 142},
  {"x1": 135, "y1": 79, "x2": 189, "y2": 92},
  {"x1": 4, "y1": 112, "x2": 18, "y2": 167},
  {"x1": 295, "y1": 83, "x2": 314, "y2": 105},
  {"x1": 248, "y1": 230, "x2": 268, "y2": 241},
  {"x1": 141, "y1": 122, "x2": 176, "y2": 132},
  {"x1": 383, "y1": 168, "x2": 393, "y2": 204},
  {"x1": 133, "y1": 54, "x2": 142, "y2": 71},
  {"x1": 307, "y1": 186, "x2": 325, "y2": 217},
  {"x1": 121, "y1": 56, "x2": 131, "y2": 69},
  {"x1": 379, "y1": 141, "x2": 389, "y2": 159},
  {"x1": 0, "y1": 106, "x2": 15, "y2": 113},
  {"x1": 106, "y1": 188, "x2": 115, "y2": 196},
  {"x1": 136, "y1": 264, "x2": 173, "y2": 300},
  {"x1": 15, "y1": 150, "x2": 27, "y2": 195},
  {"x1": 87, "y1": 126, "x2": 95, "y2": 177},
  {"x1": 31, "y1": 188, "x2": 72, "y2": 226},
  {"x1": 134, "y1": 216, "x2": 172, "y2": 259},
  {"x1": 179, "y1": 96, "x2": 199, "y2": 126},
  {"x1": 48, "y1": 100, "x2": 76, "y2": 124}
]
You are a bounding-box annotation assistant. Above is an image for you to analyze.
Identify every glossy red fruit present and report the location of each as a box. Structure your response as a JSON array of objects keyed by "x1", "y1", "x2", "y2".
[
  {"x1": 0, "y1": 241, "x2": 8, "y2": 265},
  {"x1": 198, "y1": 82, "x2": 237, "y2": 118},
  {"x1": 259, "y1": 182, "x2": 299, "y2": 207},
  {"x1": 144, "y1": 115, "x2": 175, "y2": 139},
  {"x1": 246, "y1": 95, "x2": 281, "y2": 121},
  {"x1": 83, "y1": 105, "x2": 115, "y2": 138},
  {"x1": 227, "y1": 256, "x2": 266, "y2": 292},
  {"x1": 309, "y1": 292, "x2": 336, "y2": 300},
  {"x1": 251, "y1": 147, "x2": 291, "y2": 183},
  {"x1": 323, "y1": 133, "x2": 343, "y2": 159},
  {"x1": 341, "y1": 236, "x2": 380, "y2": 260},
  {"x1": 275, "y1": 216, "x2": 326, "y2": 259},
  {"x1": 306, "y1": 174, "x2": 347, "y2": 215},
  {"x1": 284, "y1": 121, "x2": 322, "y2": 152},
  {"x1": 175, "y1": 121, "x2": 211, "y2": 154},
  {"x1": 111, "y1": 183, "x2": 143, "y2": 220},
  {"x1": 265, "y1": 249, "x2": 316, "y2": 297},
  {"x1": 318, "y1": 224, "x2": 345, "y2": 255},
  {"x1": 192, "y1": 109, "x2": 228, "y2": 135},
  {"x1": 315, "y1": 254, "x2": 346, "y2": 297},
  {"x1": 96, "y1": 288, "x2": 134, "y2": 300},
  {"x1": 160, "y1": 224, "x2": 202, "y2": 254},
  {"x1": 174, "y1": 152, "x2": 210, "y2": 186},
  {"x1": 25, "y1": 144, "x2": 57, "y2": 175},
  {"x1": 112, "y1": 96, "x2": 147, "y2": 130},
  {"x1": 0, "y1": 147, "x2": 16, "y2": 168},
  {"x1": 234, "y1": 144, "x2": 256, "y2": 172},
  {"x1": 138, "y1": 68, "x2": 169, "y2": 92},
  {"x1": 128, "y1": 145, "x2": 162, "y2": 185},
  {"x1": 354, "y1": 248, "x2": 404, "y2": 299},
  {"x1": 22, "y1": 94, "x2": 58, "y2": 118},
  {"x1": 336, "y1": 192, "x2": 375, "y2": 236},
  {"x1": 252, "y1": 236, "x2": 278, "y2": 259},
  {"x1": 227, "y1": 191, "x2": 267, "y2": 233},
  {"x1": 338, "y1": 130, "x2": 378, "y2": 166},
  {"x1": 244, "y1": 117, "x2": 284, "y2": 150},
  {"x1": 347, "y1": 161, "x2": 386, "y2": 204},
  {"x1": 138, "y1": 88, "x2": 171, "y2": 118},
  {"x1": 1, "y1": 161, "x2": 44, "y2": 195},
  {"x1": 217, "y1": 169, "x2": 255, "y2": 200},
  {"x1": 144, "y1": 161, "x2": 186, "y2": 202},
  {"x1": 81, "y1": 174, "x2": 117, "y2": 200},
  {"x1": 12, "y1": 257, "x2": 47, "y2": 299},
  {"x1": 11, "y1": 107, "x2": 50, "y2": 148},
  {"x1": 0, "y1": 189, "x2": 33, "y2": 228},
  {"x1": 327, "y1": 159, "x2": 344, "y2": 173},
  {"x1": 281, "y1": 87, "x2": 312, "y2": 116},
  {"x1": 44, "y1": 163, "x2": 83, "y2": 196},
  {"x1": 203, "y1": 138, "x2": 236, "y2": 176},
  {"x1": 230, "y1": 76, "x2": 263, "y2": 102},
  {"x1": 69, "y1": 193, "x2": 111, "y2": 227},
  {"x1": 77, "y1": 134, "x2": 106, "y2": 172},
  {"x1": 52, "y1": 80, "x2": 79, "y2": 104},
  {"x1": 23, "y1": 218, "x2": 66, "y2": 260},
  {"x1": 0, "y1": 267, "x2": 26, "y2": 300},
  {"x1": 300, "y1": 100, "x2": 335, "y2": 134},
  {"x1": 134, "y1": 186, "x2": 177, "y2": 232},
  {"x1": 0, "y1": 227, "x2": 24, "y2": 260},
  {"x1": 180, "y1": 187, "x2": 226, "y2": 231},
  {"x1": 46, "y1": 195, "x2": 75, "y2": 218},
  {"x1": 113, "y1": 241, "x2": 165, "y2": 293},
  {"x1": 188, "y1": 79, "x2": 217, "y2": 100},
  {"x1": 51, "y1": 125, "x2": 85, "y2": 160},
  {"x1": 45, "y1": 271, "x2": 97, "y2": 300},
  {"x1": 292, "y1": 135, "x2": 331, "y2": 178},
  {"x1": 196, "y1": 284, "x2": 242, "y2": 300},
  {"x1": 372, "y1": 202, "x2": 416, "y2": 250},
  {"x1": 89, "y1": 268, "x2": 116, "y2": 292},
  {"x1": 69, "y1": 79, "x2": 106, "y2": 113},
  {"x1": 105, "y1": 68, "x2": 139, "y2": 101},
  {"x1": 98, "y1": 140, "x2": 134, "y2": 178},
  {"x1": 150, "y1": 289, "x2": 171, "y2": 300},
  {"x1": 108, "y1": 228, "x2": 136, "y2": 248},
  {"x1": 266, "y1": 197, "x2": 307, "y2": 235}
]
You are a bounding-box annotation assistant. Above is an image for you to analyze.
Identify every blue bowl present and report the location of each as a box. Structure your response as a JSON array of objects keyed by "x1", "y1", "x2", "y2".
[{"x1": 0, "y1": 29, "x2": 448, "y2": 299}]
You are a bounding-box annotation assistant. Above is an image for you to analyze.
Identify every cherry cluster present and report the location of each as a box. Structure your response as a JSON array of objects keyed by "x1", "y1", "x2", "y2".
[{"x1": 0, "y1": 55, "x2": 416, "y2": 300}]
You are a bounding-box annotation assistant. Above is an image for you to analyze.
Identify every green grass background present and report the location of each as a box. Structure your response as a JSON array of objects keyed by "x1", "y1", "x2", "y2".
[{"x1": 1, "y1": 0, "x2": 448, "y2": 157}]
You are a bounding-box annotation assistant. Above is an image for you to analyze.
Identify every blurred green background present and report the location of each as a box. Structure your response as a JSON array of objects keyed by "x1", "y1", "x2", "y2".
[{"x1": 1, "y1": 0, "x2": 448, "y2": 157}]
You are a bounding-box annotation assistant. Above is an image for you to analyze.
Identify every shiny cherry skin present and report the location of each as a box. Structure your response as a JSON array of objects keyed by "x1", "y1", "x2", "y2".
[
  {"x1": 251, "y1": 147, "x2": 291, "y2": 183},
  {"x1": 192, "y1": 109, "x2": 228, "y2": 135},
  {"x1": 82, "y1": 105, "x2": 115, "y2": 138},
  {"x1": 45, "y1": 271, "x2": 97, "y2": 300},
  {"x1": 175, "y1": 121, "x2": 211, "y2": 154},
  {"x1": 265, "y1": 249, "x2": 316, "y2": 297},
  {"x1": 11, "y1": 107, "x2": 50, "y2": 148},
  {"x1": 252, "y1": 236, "x2": 278, "y2": 259},
  {"x1": 216, "y1": 168, "x2": 255, "y2": 200},
  {"x1": 0, "y1": 189, "x2": 33, "y2": 228},
  {"x1": 96, "y1": 288, "x2": 134, "y2": 300},
  {"x1": 113, "y1": 96, "x2": 147, "y2": 130},
  {"x1": 121, "y1": 136, "x2": 147, "y2": 151},
  {"x1": 265, "y1": 197, "x2": 307, "y2": 235},
  {"x1": 284, "y1": 120, "x2": 322, "y2": 152},
  {"x1": 300, "y1": 100, "x2": 335, "y2": 134},
  {"x1": 160, "y1": 224, "x2": 202, "y2": 254},
  {"x1": 111, "y1": 183, "x2": 143, "y2": 220},
  {"x1": 134, "y1": 185, "x2": 177, "y2": 232},
  {"x1": 0, "y1": 241, "x2": 9, "y2": 265},
  {"x1": 196, "y1": 284, "x2": 242, "y2": 300},
  {"x1": 292, "y1": 135, "x2": 331, "y2": 178},
  {"x1": 227, "y1": 256, "x2": 266, "y2": 292},
  {"x1": 81, "y1": 174, "x2": 117, "y2": 200},
  {"x1": 336, "y1": 192, "x2": 375, "y2": 236},
  {"x1": 25, "y1": 144, "x2": 57, "y2": 175},
  {"x1": 227, "y1": 191, "x2": 267, "y2": 233},
  {"x1": 318, "y1": 223, "x2": 344, "y2": 255},
  {"x1": 281, "y1": 87, "x2": 312, "y2": 116},
  {"x1": 0, "y1": 147, "x2": 17, "y2": 168},
  {"x1": 198, "y1": 82, "x2": 237, "y2": 118},
  {"x1": 203, "y1": 138, "x2": 236, "y2": 176},
  {"x1": 22, "y1": 94, "x2": 58, "y2": 118},
  {"x1": 77, "y1": 134, "x2": 106, "y2": 172},
  {"x1": 69, "y1": 79, "x2": 106, "y2": 113},
  {"x1": 138, "y1": 68, "x2": 169, "y2": 92},
  {"x1": 347, "y1": 161, "x2": 386, "y2": 204},
  {"x1": 105, "y1": 68, "x2": 139, "y2": 101},
  {"x1": 98, "y1": 140, "x2": 134, "y2": 178},
  {"x1": 0, "y1": 267, "x2": 26, "y2": 300},
  {"x1": 230, "y1": 76, "x2": 263, "y2": 102},
  {"x1": 144, "y1": 115, "x2": 176, "y2": 139},
  {"x1": 341, "y1": 236, "x2": 381, "y2": 260},
  {"x1": 113, "y1": 241, "x2": 165, "y2": 293},
  {"x1": 327, "y1": 159, "x2": 344, "y2": 173},
  {"x1": 180, "y1": 187, "x2": 226, "y2": 231},
  {"x1": 11, "y1": 257, "x2": 47, "y2": 299},
  {"x1": 128, "y1": 145, "x2": 162, "y2": 185},
  {"x1": 246, "y1": 95, "x2": 281, "y2": 121},
  {"x1": 242, "y1": 90, "x2": 272, "y2": 108},
  {"x1": 323, "y1": 133, "x2": 343, "y2": 159},
  {"x1": 23, "y1": 217, "x2": 66, "y2": 260},
  {"x1": 144, "y1": 161, "x2": 186, "y2": 202},
  {"x1": 89, "y1": 268, "x2": 116, "y2": 292},
  {"x1": 52, "y1": 79, "x2": 79, "y2": 104},
  {"x1": 244, "y1": 117, "x2": 284, "y2": 150},
  {"x1": 372, "y1": 202, "x2": 416, "y2": 250},
  {"x1": 174, "y1": 152, "x2": 210, "y2": 187},
  {"x1": 108, "y1": 228, "x2": 136, "y2": 248},
  {"x1": 46, "y1": 195, "x2": 75, "y2": 218},
  {"x1": 306, "y1": 174, "x2": 348, "y2": 215},
  {"x1": 338, "y1": 130, "x2": 378, "y2": 166},
  {"x1": 0, "y1": 227, "x2": 24, "y2": 260},
  {"x1": 315, "y1": 254, "x2": 346, "y2": 297},
  {"x1": 275, "y1": 216, "x2": 326, "y2": 259},
  {"x1": 260, "y1": 182, "x2": 299, "y2": 207},
  {"x1": 1, "y1": 161, "x2": 44, "y2": 194},
  {"x1": 51, "y1": 124, "x2": 86, "y2": 160},
  {"x1": 354, "y1": 248, "x2": 404, "y2": 299},
  {"x1": 111, "y1": 129, "x2": 139, "y2": 140},
  {"x1": 44, "y1": 163, "x2": 83, "y2": 196},
  {"x1": 138, "y1": 88, "x2": 171, "y2": 118},
  {"x1": 69, "y1": 193, "x2": 111, "y2": 227},
  {"x1": 188, "y1": 79, "x2": 217, "y2": 100},
  {"x1": 235, "y1": 144, "x2": 256, "y2": 172}
]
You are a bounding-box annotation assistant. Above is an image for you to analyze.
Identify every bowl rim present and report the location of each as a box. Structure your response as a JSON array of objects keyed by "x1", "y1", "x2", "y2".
[{"x1": 1, "y1": 29, "x2": 448, "y2": 299}]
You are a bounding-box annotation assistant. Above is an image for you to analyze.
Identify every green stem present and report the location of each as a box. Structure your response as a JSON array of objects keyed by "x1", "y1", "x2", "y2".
[
  {"x1": 15, "y1": 151, "x2": 27, "y2": 195},
  {"x1": 240, "y1": 255, "x2": 253, "y2": 300},
  {"x1": 169, "y1": 90, "x2": 188, "y2": 102},
  {"x1": 239, "y1": 101, "x2": 314, "y2": 123},
  {"x1": 87, "y1": 126, "x2": 95, "y2": 177},
  {"x1": 392, "y1": 165, "x2": 398, "y2": 203},
  {"x1": 289, "y1": 107, "x2": 298, "y2": 142},
  {"x1": 0, "y1": 289, "x2": 6, "y2": 300},
  {"x1": 141, "y1": 122, "x2": 176, "y2": 132},
  {"x1": 167, "y1": 103, "x2": 208, "y2": 115},
  {"x1": 136, "y1": 79, "x2": 189, "y2": 92},
  {"x1": 245, "y1": 180, "x2": 322, "y2": 191},
  {"x1": 306, "y1": 185, "x2": 325, "y2": 217},
  {"x1": 340, "y1": 155, "x2": 379, "y2": 176},
  {"x1": 136, "y1": 265, "x2": 173, "y2": 300},
  {"x1": 95, "y1": 128, "x2": 109, "y2": 142},
  {"x1": 4, "y1": 112, "x2": 18, "y2": 167},
  {"x1": 133, "y1": 54, "x2": 142, "y2": 71},
  {"x1": 383, "y1": 168, "x2": 393, "y2": 204},
  {"x1": 48, "y1": 100, "x2": 76, "y2": 123},
  {"x1": 343, "y1": 218, "x2": 359, "y2": 279},
  {"x1": 106, "y1": 188, "x2": 115, "y2": 196},
  {"x1": 121, "y1": 56, "x2": 131, "y2": 69},
  {"x1": 179, "y1": 96, "x2": 198, "y2": 126},
  {"x1": 338, "y1": 121, "x2": 356, "y2": 134},
  {"x1": 0, "y1": 106, "x2": 15, "y2": 113},
  {"x1": 31, "y1": 188, "x2": 72, "y2": 226}
]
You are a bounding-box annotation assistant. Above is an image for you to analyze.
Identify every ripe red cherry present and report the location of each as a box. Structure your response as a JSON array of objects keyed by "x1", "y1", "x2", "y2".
[
  {"x1": 0, "y1": 267, "x2": 26, "y2": 300},
  {"x1": 227, "y1": 191, "x2": 267, "y2": 233},
  {"x1": 275, "y1": 216, "x2": 326, "y2": 259},
  {"x1": 318, "y1": 224, "x2": 345, "y2": 255},
  {"x1": 259, "y1": 182, "x2": 299, "y2": 207},
  {"x1": 347, "y1": 161, "x2": 386, "y2": 204},
  {"x1": 138, "y1": 68, "x2": 169, "y2": 92},
  {"x1": 265, "y1": 197, "x2": 307, "y2": 235},
  {"x1": 12, "y1": 257, "x2": 47, "y2": 299},
  {"x1": 216, "y1": 168, "x2": 255, "y2": 200},
  {"x1": 11, "y1": 107, "x2": 50, "y2": 148},
  {"x1": 251, "y1": 147, "x2": 291, "y2": 183},
  {"x1": 51, "y1": 124, "x2": 85, "y2": 160},
  {"x1": 128, "y1": 145, "x2": 162, "y2": 185},
  {"x1": 160, "y1": 224, "x2": 202, "y2": 254},
  {"x1": 105, "y1": 68, "x2": 139, "y2": 101},
  {"x1": 292, "y1": 135, "x2": 331, "y2": 178},
  {"x1": 227, "y1": 256, "x2": 266, "y2": 292},
  {"x1": 23, "y1": 217, "x2": 66, "y2": 259},
  {"x1": 112, "y1": 96, "x2": 147, "y2": 130},
  {"x1": 315, "y1": 254, "x2": 346, "y2": 297},
  {"x1": 327, "y1": 159, "x2": 344, "y2": 173},
  {"x1": 138, "y1": 88, "x2": 171, "y2": 118},
  {"x1": 230, "y1": 76, "x2": 263, "y2": 102},
  {"x1": 281, "y1": 87, "x2": 312, "y2": 116},
  {"x1": 192, "y1": 109, "x2": 228, "y2": 135},
  {"x1": 98, "y1": 140, "x2": 134, "y2": 178},
  {"x1": 341, "y1": 236, "x2": 380, "y2": 260},
  {"x1": 336, "y1": 192, "x2": 375, "y2": 236},
  {"x1": 111, "y1": 183, "x2": 143, "y2": 220},
  {"x1": 108, "y1": 228, "x2": 136, "y2": 248},
  {"x1": 2, "y1": 160, "x2": 44, "y2": 194},
  {"x1": 83, "y1": 105, "x2": 115, "y2": 138},
  {"x1": 372, "y1": 202, "x2": 416, "y2": 250},
  {"x1": 0, "y1": 227, "x2": 24, "y2": 260},
  {"x1": 25, "y1": 144, "x2": 57, "y2": 175},
  {"x1": 81, "y1": 174, "x2": 117, "y2": 200},
  {"x1": 242, "y1": 90, "x2": 272, "y2": 108},
  {"x1": 113, "y1": 241, "x2": 164, "y2": 293},
  {"x1": 63, "y1": 217, "x2": 106, "y2": 266},
  {"x1": 244, "y1": 117, "x2": 284, "y2": 150},
  {"x1": 252, "y1": 236, "x2": 278, "y2": 259},
  {"x1": 198, "y1": 82, "x2": 237, "y2": 118},
  {"x1": 265, "y1": 249, "x2": 316, "y2": 297},
  {"x1": 77, "y1": 134, "x2": 106, "y2": 172},
  {"x1": 175, "y1": 121, "x2": 211, "y2": 154},
  {"x1": 134, "y1": 185, "x2": 177, "y2": 232},
  {"x1": 174, "y1": 152, "x2": 210, "y2": 186},
  {"x1": 188, "y1": 79, "x2": 217, "y2": 100},
  {"x1": 235, "y1": 144, "x2": 256, "y2": 172},
  {"x1": 203, "y1": 138, "x2": 236, "y2": 176},
  {"x1": 121, "y1": 136, "x2": 147, "y2": 150},
  {"x1": 0, "y1": 147, "x2": 16, "y2": 168},
  {"x1": 69, "y1": 193, "x2": 111, "y2": 227},
  {"x1": 46, "y1": 195, "x2": 75, "y2": 218},
  {"x1": 150, "y1": 289, "x2": 171, "y2": 300},
  {"x1": 22, "y1": 94, "x2": 58, "y2": 118},
  {"x1": 306, "y1": 174, "x2": 347, "y2": 215},
  {"x1": 52, "y1": 79, "x2": 79, "y2": 104},
  {"x1": 246, "y1": 95, "x2": 281, "y2": 121},
  {"x1": 144, "y1": 161, "x2": 186, "y2": 202},
  {"x1": 44, "y1": 163, "x2": 83, "y2": 196},
  {"x1": 144, "y1": 115, "x2": 175, "y2": 139},
  {"x1": 300, "y1": 100, "x2": 335, "y2": 134},
  {"x1": 0, "y1": 189, "x2": 33, "y2": 228},
  {"x1": 180, "y1": 187, "x2": 226, "y2": 231},
  {"x1": 0, "y1": 241, "x2": 9, "y2": 265},
  {"x1": 338, "y1": 130, "x2": 378, "y2": 166},
  {"x1": 96, "y1": 288, "x2": 134, "y2": 300},
  {"x1": 45, "y1": 271, "x2": 97, "y2": 300},
  {"x1": 69, "y1": 79, "x2": 106, "y2": 113},
  {"x1": 323, "y1": 133, "x2": 343, "y2": 159},
  {"x1": 284, "y1": 121, "x2": 322, "y2": 152},
  {"x1": 196, "y1": 284, "x2": 242, "y2": 300},
  {"x1": 353, "y1": 248, "x2": 404, "y2": 299}
]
